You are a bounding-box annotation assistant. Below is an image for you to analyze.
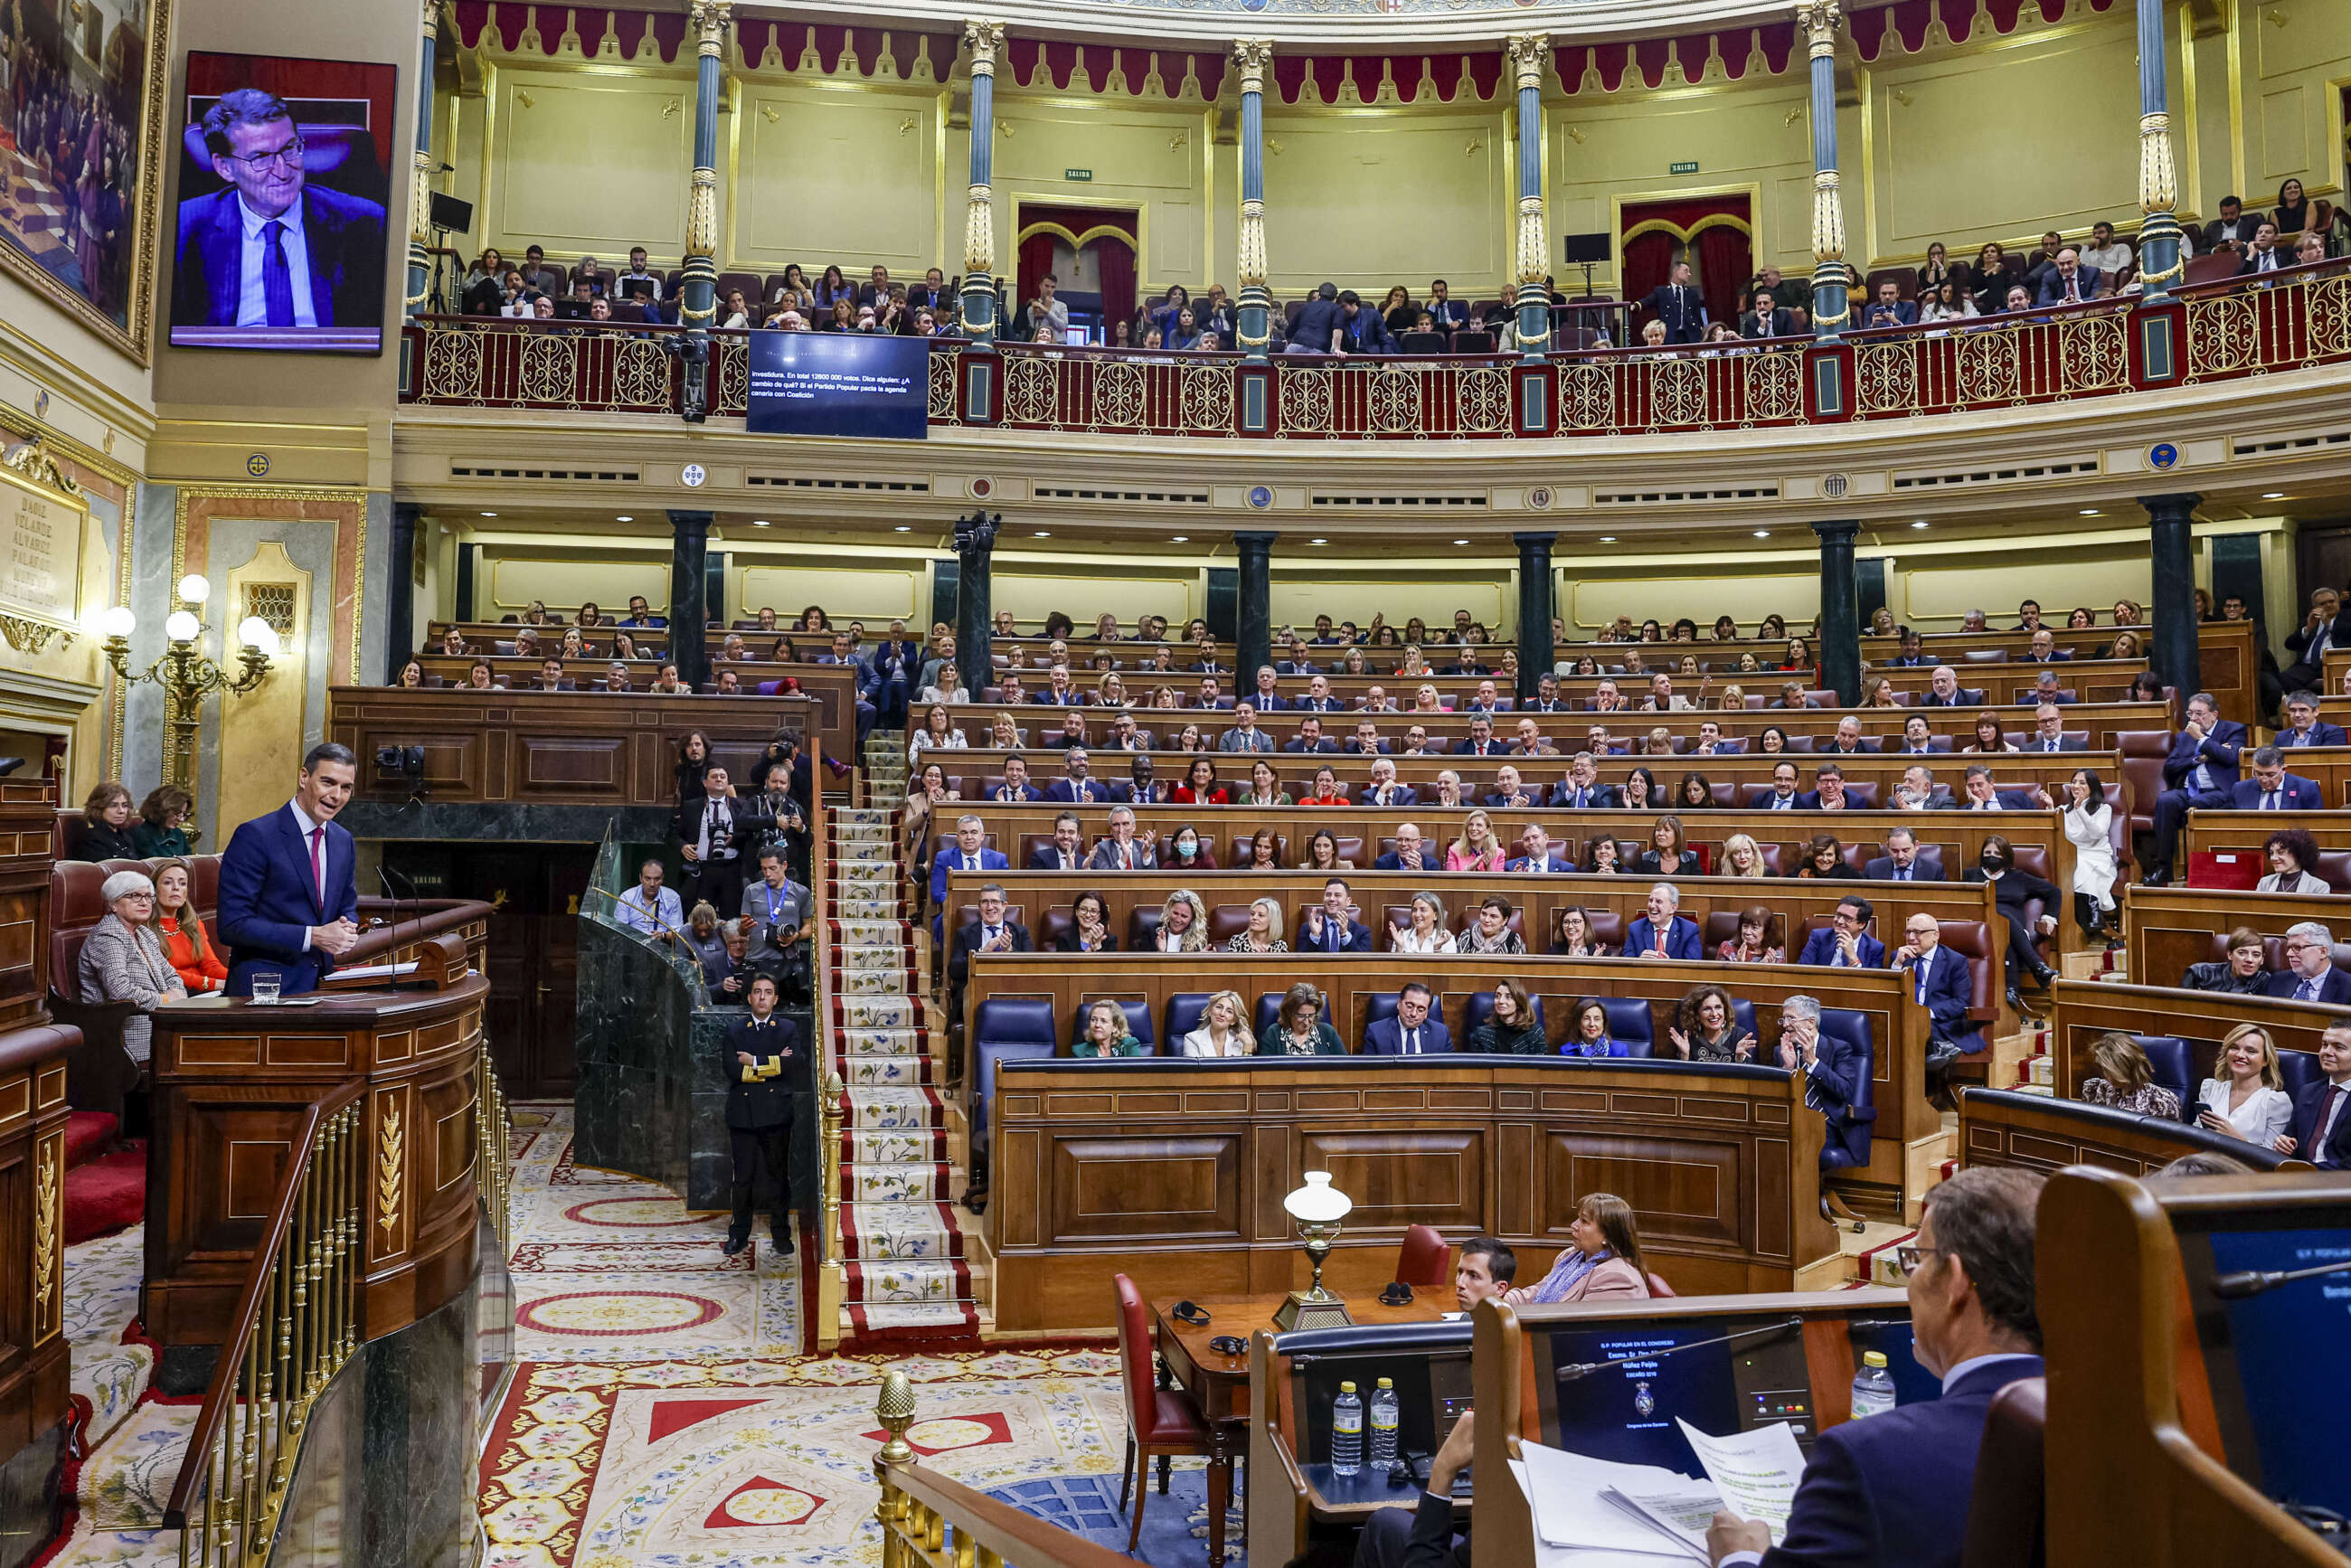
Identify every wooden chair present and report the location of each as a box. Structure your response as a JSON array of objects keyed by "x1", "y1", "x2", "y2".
[
  {"x1": 1112, "y1": 1273, "x2": 1213, "y2": 1552},
  {"x1": 1961, "y1": 1377, "x2": 2046, "y2": 1568}
]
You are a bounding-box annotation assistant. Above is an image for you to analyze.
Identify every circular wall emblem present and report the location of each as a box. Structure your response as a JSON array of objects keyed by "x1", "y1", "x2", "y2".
[
  {"x1": 1247, "y1": 485, "x2": 1273, "y2": 510},
  {"x1": 970, "y1": 477, "x2": 995, "y2": 499},
  {"x1": 1526, "y1": 486, "x2": 1553, "y2": 511},
  {"x1": 1820, "y1": 472, "x2": 1848, "y2": 498},
  {"x1": 246, "y1": 453, "x2": 270, "y2": 477},
  {"x1": 33, "y1": 389, "x2": 49, "y2": 420},
  {"x1": 2148, "y1": 442, "x2": 2179, "y2": 471},
  {"x1": 681, "y1": 462, "x2": 707, "y2": 487}
]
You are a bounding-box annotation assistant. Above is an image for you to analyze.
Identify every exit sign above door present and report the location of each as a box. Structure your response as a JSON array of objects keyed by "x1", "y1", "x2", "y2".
[
  {"x1": 1064, "y1": 168, "x2": 1093, "y2": 182},
  {"x1": 1669, "y1": 161, "x2": 1700, "y2": 175}
]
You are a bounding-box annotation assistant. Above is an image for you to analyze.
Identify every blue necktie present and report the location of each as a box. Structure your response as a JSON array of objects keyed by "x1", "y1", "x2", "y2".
[{"x1": 263, "y1": 220, "x2": 295, "y2": 327}]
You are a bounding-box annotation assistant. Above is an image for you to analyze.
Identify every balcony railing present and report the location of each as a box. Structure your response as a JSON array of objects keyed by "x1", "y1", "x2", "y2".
[{"x1": 398, "y1": 258, "x2": 2351, "y2": 439}]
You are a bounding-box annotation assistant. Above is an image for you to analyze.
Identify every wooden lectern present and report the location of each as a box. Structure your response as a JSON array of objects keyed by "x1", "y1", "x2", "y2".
[{"x1": 145, "y1": 932, "x2": 490, "y2": 1370}]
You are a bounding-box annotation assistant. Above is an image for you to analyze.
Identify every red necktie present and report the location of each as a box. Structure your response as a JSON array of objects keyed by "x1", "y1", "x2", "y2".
[{"x1": 310, "y1": 827, "x2": 326, "y2": 909}]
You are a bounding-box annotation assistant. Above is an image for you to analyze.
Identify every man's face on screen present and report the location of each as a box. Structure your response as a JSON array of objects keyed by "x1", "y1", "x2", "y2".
[{"x1": 214, "y1": 114, "x2": 307, "y2": 220}]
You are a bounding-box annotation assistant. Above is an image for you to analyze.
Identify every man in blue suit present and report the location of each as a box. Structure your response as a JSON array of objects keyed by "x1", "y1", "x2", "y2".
[
  {"x1": 1748, "y1": 760, "x2": 1812, "y2": 812},
  {"x1": 1363, "y1": 983, "x2": 1453, "y2": 1057},
  {"x1": 171, "y1": 90, "x2": 387, "y2": 334},
  {"x1": 1798, "y1": 897, "x2": 1885, "y2": 968},
  {"x1": 2032, "y1": 247, "x2": 2101, "y2": 306},
  {"x1": 2285, "y1": 1024, "x2": 2351, "y2": 1168},
  {"x1": 1043, "y1": 748, "x2": 1108, "y2": 805},
  {"x1": 987, "y1": 755, "x2": 1044, "y2": 802},
  {"x1": 1627, "y1": 883, "x2": 1702, "y2": 960},
  {"x1": 2148, "y1": 693, "x2": 2248, "y2": 883},
  {"x1": 930, "y1": 814, "x2": 1008, "y2": 922},
  {"x1": 2265, "y1": 923, "x2": 2351, "y2": 1006},
  {"x1": 1548, "y1": 753, "x2": 1617, "y2": 809},
  {"x1": 1506, "y1": 825, "x2": 1572, "y2": 874},
  {"x1": 2229, "y1": 746, "x2": 2323, "y2": 810},
  {"x1": 2278, "y1": 693, "x2": 2349, "y2": 750},
  {"x1": 217, "y1": 742, "x2": 362, "y2": 997},
  {"x1": 1773, "y1": 995, "x2": 1873, "y2": 1169},
  {"x1": 1707, "y1": 1167, "x2": 2049, "y2": 1568},
  {"x1": 1859, "y1": 279, "x2": 1918, "y2": 329},
  {"x1": 1298, "y1": 878, "x2": 1373, "y2": 954},
  {"x1": 1638, "y1": 260, "x2": 1707, "y2": 344},
  {"x1": 1893, "y1": 914, "x2": 1983, "y2": 1065}
]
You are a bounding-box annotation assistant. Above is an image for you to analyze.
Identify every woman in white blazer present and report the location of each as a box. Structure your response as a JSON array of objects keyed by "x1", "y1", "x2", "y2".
[
  {"x1": 2195, "y1": 1025, "x2": 2297, "y2": 1152},
  {"x1": 2063, "y1": 768, "x2": 2119, "y2": 940},
  {"x1": 1179, "y1": 990, "x2": 1254, "y2": 1057},
  {"x1": 1388, "y1": 893, "x2": 1458, "y2": 955}
]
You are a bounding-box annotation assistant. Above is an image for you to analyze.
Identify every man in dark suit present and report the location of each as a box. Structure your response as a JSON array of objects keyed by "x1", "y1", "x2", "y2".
[
  {"x1": 2265, "y1": 924, "x2": 2351, "y2": 1006},
  {"x1": 1706, "y1": 1167, "x2": 2049, "y2": 1568},
  {"x1": 1293, "y1": 675, "x2": 1345, "y2": 713},
  {"x1": 2281, "y1": 588, "x2": 2343, "y2": 692},
  {"x1": 1773, "y1": 994, "x2": 1874, "y2": 1170},
  {"x1": 1251, "y1": 667, "x2": 1290, "y2": 712},
  {"x1": 1798, "y1": 898, "x2": 1885, "y2": 968},
  {"x1": 948, "y1": 884, "x2": 1033, "y2": 1013},
  {"x1": 1865, "y1": 827, "x2": 1942, "y2": 883},
  {"x1": 216, "y1": 741, "x2": 362, "y2": 996},
  {"x1": 681, "y1": 767, "x2": 774, "y2": 919},
  {"x1": 1373, "y1": 824, "x2": 1436, "y2": 873},
  {"x1": 1639, "y1": 260, "x2": 1707, "y2": 344},
  {"x1": 2285, "y1": 1024, "x2": 2351, "y2": 1168},
  {"x1": 2230, "y1": 746, "x2": 2323, "y2": 810},
  {"x1": 722, "y1": 975, "x2": 799, "y2": 1256},
  {"x1": 1026, "y1": 814, "x2": 1086, "y2": 872},
  {"x1": 1738, "y1": 286, "x2": 1797, "y2": 339},
  {"x1": 1747, "y1": 761, "x2": 1812, "y2": 812},
  {"x1": 988, "y1": 756, "x2": 1044, "y2": 802},
  {"x1": 172, "y1": 90, "x2": 388, "y2": 334},
  {"x1": 2279, "y1": 693, "x2": 2349, "y2": 750},
  {"x1": 1548, "y1": 754, "x2": 1618, "y2": 810},
  {"x1": 2025, "y1": 704, "x2": 2087, "y2": 752},
  {"x1": 1363, "y1": 983, "x2": 1454, "y2": 1057},
  {"x1": 1362, "y1": 760, "x2": 1417, "y2": 807},
  {"x1": 1916, "y1": 666, "x2": 1980, "y2": 708},
  {"x1": 1627, "y1": 883, "x2": 1702, "y2": 960},
  {"x1": 2148, "y1": 692, "x2": 2249, "y2": 883},
  {"x1": 1506, "y1": 825, "x2": 1572, "y2": 874},
  {"x1": 1085, "y1": 808, "x2": 1158, "y2": 871},
  {"x1": 2033, "y1": 247, "x2": 2101, "y2": 305},
  {"x1": 1893, "y1": 914, "x2": 1983, "y2": 1065},
  {"x1": 1883, "y1": 630, "x2": 1932, "y2": 668},
  {"x1": 1456, "y1": 716, "x2": 1506, "y2": 759},
  {"x1": 2201, "y1": 194, "x2": 2252, "y2": 254},
  {"x1": 1859, "y1": 279, "x2": 1918, "y2": 329},
  {"x1": 1298, "y1": 878, "x2": 1373, "y2": 954},
  {"x1": 1043, "y1": 749, "x2": 1108, "y2": 805},
  {"x1": 1283, "y1": 717, "x2": 1339, "y2": 754}
]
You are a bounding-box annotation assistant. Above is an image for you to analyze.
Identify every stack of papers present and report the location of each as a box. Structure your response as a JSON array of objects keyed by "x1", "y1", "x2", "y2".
[{"x1": 1508, "y1": 1421, "x2": 1808, "y2": 1566}]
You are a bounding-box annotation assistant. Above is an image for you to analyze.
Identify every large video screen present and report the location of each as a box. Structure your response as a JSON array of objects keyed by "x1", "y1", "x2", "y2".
[
  {"x1": 746, "y1": 331, "x2": 930, "y2": 440},
  {"x1": 1534, "y1": 1317, "x2": 1816, "y2": 1473},
  {"x1": 167, "y1": 52, "x2": 396, "y2": 354}
]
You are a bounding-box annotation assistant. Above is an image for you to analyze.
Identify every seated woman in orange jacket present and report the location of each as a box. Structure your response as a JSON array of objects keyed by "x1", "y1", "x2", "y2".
[{"x1": 154, "y1": 858, "x2": 229, "y2": 993}]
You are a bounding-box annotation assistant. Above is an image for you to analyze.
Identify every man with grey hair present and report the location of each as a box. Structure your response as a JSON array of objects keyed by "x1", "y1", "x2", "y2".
[
  {"x1": 80, "y1": 869, "x2": 185, "y2": 1063},
  {"x1": 1628, "y1": 883, "x2": 1700, "y2": 959},
  {"x1": 1775, "y1": 994, "x2": 1869, "y2": 1170},
  {"x1": 1087, "y1": 806, "x2": 1157, "y2": 871},
  {"x1": 2148, "y1": 691, "x2": 2247, "y2": 884},
  {"x1": 1548, "y1": 751, "x2": 1616, "y2": 810},
  {"x1": 1919, "y1": 665, "x2": 1969, "y2": 708},
  {"x1": 2268, "y1": 921, "x2": 2351, "y2": 1005},
  {"x1": 173, "y1": 88, "x2": 388, "y2": 331}
]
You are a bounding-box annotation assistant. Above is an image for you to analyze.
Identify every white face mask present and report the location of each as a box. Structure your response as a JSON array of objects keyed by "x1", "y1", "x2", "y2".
[{"x1": 1176, "y1": 838, "x2": 1198, "y2": 858}]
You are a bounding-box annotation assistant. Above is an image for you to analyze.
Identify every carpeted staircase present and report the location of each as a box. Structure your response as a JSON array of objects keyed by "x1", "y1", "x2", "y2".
[
  {"x1": 826, "y1": 729, "x2": 978, "y2": 1341},
  {"x1": 62, "y1": 1110, "x2": 144, "y2": 1244}
]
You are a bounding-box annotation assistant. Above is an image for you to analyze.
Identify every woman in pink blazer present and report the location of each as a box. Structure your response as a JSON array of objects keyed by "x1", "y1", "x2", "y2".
[{"x1": 1504, "y1": 1193, "x2": 1657, "y2": 1305}]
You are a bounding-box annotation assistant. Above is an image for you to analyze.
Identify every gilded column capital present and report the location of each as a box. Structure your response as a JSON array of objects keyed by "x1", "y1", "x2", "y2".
[
  {"x1": 1505, "y1": 33, "x2": 1548, "y2": 90},
  {"x1": 964, "y1": 20, "x2": 1005, "y2": 77},
  {"x1": 691, "y1": 0, "x2": 730, "y2": 57},
  {"x1": 421, "y1": 0, "x2": 440, "y2": 32},
  {"x1": 1797, "y1": 0, "x2": 1843, "y2": 58},
  {"x1": 1232, "y1": 38, "x2": 1274, "y2": 93},
  {"x1": 2138, "y1": 109, "x2": 2178, "y2": 214}
]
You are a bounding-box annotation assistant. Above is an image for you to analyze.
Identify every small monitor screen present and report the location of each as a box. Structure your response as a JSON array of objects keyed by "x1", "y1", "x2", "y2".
[
  {"x1": 2179, "y1": 1218, "x2": 2351, "y2": 1523},
  {"x1": 1534, "y1": 1317, "x2": 1814, "y2": 1473}
]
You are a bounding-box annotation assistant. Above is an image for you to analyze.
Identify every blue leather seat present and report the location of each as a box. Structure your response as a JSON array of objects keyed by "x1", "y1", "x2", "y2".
[
  {"x1": 1166, "y1": 993, "x2": 1213, "y2": 1042},
  {"x1": 971, "y1": 998, "x2": 1060, "y2": 1154},
  {"x1": 1817, "y1": 1008, "x2": 1876, "y2": 1168},
  {"x1": 1072, "y1": 999, "x2": 1157, "y2": 1054},
  {"x1": 2276, "y1": 1046, "x2": 2325, "y2": 1100},
  {"x1": 2129, "y1": 1034, "x2": 2195, "y2": 1119},
  {"x1": 1600, "y1": 998, "x2": 1655, "y2": 1056},
  {"x1": 1254, "y1": 991, "x2": 1288, "y2": 1034},
  {"x1": 1364, "y1": 992, "x2": 1402, "y2": 1029}
]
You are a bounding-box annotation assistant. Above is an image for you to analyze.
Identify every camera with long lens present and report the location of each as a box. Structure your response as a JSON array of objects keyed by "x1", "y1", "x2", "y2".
[{"x1": 374, "y1": 743, "x2": 427, "y2": 797}]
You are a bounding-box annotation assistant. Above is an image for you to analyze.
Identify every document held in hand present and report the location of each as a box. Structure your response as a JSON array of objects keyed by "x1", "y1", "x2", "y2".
[{"x1": 1583, "y1": 1421, "x2": 1810, "y2": 1563}]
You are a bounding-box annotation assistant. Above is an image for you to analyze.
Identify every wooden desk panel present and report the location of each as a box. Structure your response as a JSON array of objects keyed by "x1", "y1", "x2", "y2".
[
  {"x1": 327, "y1": 689, "x2": 832, "y2": 808},
  {"x1": 0, "y1": 1023, "x2": 73, "y2": 1500},
  {"x1": 989, "y1": 1054, "x2": 1834, "y2": 1333},
  {"x1": 2120, "y1": 887, "x2": 2348, "y2": 989},
  {"x1": 395, "y1": 664, "x2": 854, "y2": 765},
  {"x1": 968, "y1": 952, "x2": 1931, "y2": 1217},
  {"x1": 1956, "y1": 1088, "x2": 2283, "y2": 1178}
]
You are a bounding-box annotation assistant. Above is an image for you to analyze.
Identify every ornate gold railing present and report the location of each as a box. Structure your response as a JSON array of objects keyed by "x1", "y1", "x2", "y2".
[
  {"x1": 477, "y1": 1039, "x2": 515, "y2": 1261},
  {"x1": 873, "y1": 1370, "x2": 1134, "y2": 1568},
  {"x1": 165, "y1": 1086, "x2": 366, "y2": 1567},
  {"x1": 399, "y1": 257, "x2": 2351, "y2": 437}
]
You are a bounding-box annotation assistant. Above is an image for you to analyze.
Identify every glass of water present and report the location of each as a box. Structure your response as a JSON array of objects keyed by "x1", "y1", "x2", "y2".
[{"x1": 250, "y1": 971, "x2": 283, "y2": 1006}]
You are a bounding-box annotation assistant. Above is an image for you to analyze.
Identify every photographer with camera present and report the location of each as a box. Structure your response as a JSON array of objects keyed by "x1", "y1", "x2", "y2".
[
  {"x1": 679, "y1": 765, "x2": 773, "y2": 921},
  {"x1": 741, "y1": 844, "x2": 815, "y2": 1004}
]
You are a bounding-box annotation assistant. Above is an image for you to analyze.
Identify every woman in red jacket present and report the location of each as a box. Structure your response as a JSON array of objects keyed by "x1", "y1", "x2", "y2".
[{"x1": 154, "y1": 858, "x2": 228, "y2": 993}]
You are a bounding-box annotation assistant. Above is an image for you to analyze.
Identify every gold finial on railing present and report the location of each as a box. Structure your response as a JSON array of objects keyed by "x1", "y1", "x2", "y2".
[
  {"x1": 876, "y1": 1367, "x2": 918, "y2": 1465},
  {"x1": 821, "y1": 1069, "x2": 845, "y2": 1261}
]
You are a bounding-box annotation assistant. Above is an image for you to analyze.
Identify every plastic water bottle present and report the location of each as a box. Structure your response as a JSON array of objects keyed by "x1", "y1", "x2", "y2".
[
  {"x1": 1369, "y1": 1378, "x2": 1401, "y2": 1475},
  {"x1": 1331, "y1": 1382, "x2": 1364, "y2": 1476},
  {"x1": 1850, "y1": 1351, "x2": 1897, "y2": 1420}
]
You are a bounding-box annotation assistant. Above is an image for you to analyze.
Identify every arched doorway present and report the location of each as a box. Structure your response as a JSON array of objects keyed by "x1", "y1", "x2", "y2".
[
  {"x1": 1621, "y1": 194, "x2": 1754, "y2": 335},
  {"x1": 1015, "y1": 203, "x2": 1137, "y2": 344}
]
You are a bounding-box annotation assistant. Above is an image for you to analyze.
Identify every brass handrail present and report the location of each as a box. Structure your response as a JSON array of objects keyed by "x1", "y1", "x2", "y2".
[
  {"x1": 165, "y1": 1081, "x2": 367, "y2": 1564},
  {"x1": 873, "y1": 1371, "x2": 1135, "y2": 1568},
  {"x1": 811, "y1": 735, "x2": 847, "y2": 1346},
  {"x1": 476, "y1": 1039, "x2": 515, "y2": 1260}
]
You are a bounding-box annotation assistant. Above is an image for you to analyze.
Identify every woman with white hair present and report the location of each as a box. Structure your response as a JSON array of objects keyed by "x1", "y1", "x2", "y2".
[
  {"x1": 79, "y1": 868, "x2": 186, "y2": 1063},
  {"x1": 1224, "y1": 897, "x2": 1288, "y2": 953}
]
